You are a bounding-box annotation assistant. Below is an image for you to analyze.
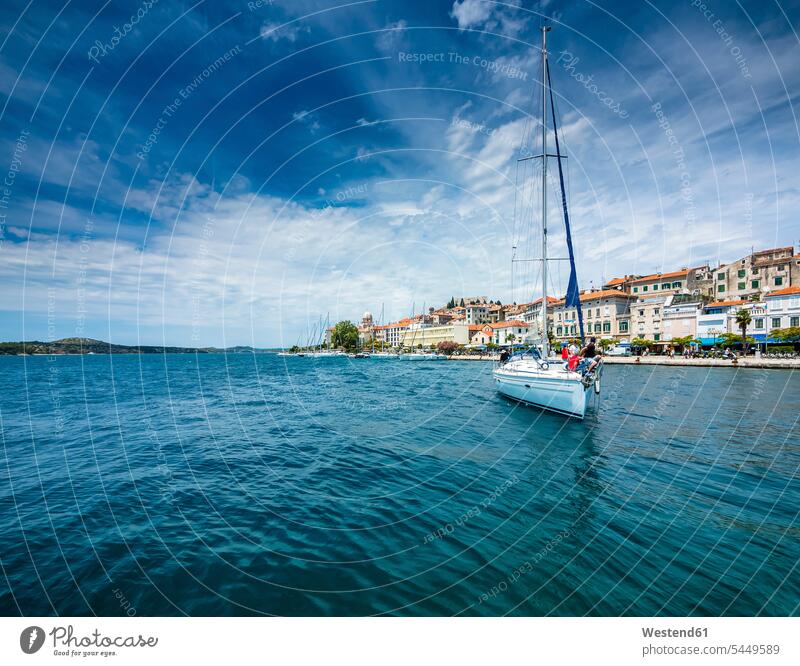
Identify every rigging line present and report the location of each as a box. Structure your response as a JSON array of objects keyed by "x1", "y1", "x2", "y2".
[{"x1": 546, "y1": 58, "x2": 585, "y2": 343}]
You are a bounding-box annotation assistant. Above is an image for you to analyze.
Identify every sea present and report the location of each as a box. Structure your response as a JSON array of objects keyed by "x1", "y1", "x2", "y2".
[{"x1": 0, "y1": 353, "x2": 798, "y2": 616}]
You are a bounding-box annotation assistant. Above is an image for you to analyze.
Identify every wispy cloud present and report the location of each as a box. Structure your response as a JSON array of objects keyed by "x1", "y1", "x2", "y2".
[{"x1": 259, "y1": 21, "x2": 309, "y2": 42}]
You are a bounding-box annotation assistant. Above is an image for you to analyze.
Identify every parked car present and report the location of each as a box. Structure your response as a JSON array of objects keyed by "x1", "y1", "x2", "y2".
[{"x1": 605, "y1": 344, "x2": 632, "y2": 357}]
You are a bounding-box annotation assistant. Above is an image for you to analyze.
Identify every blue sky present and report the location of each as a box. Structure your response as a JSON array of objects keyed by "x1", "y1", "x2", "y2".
[{"x1": 0, "y1": 0, "x2": 798, "y2": 347}]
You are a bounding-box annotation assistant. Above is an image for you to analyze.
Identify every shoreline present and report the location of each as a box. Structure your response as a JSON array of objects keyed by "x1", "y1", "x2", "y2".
[{"x1": 447, "y1": 355, "x2": 800, "y2": 369}]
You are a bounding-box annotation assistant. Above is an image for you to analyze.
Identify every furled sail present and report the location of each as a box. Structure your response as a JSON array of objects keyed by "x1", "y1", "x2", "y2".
[{"x1": 546, "y1": 60, "x2": 584, "y2": 342}]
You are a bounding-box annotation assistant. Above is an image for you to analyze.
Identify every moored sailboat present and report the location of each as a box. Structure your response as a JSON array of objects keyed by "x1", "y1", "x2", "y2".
[{"x1": 493, "y1": 23, "x2": 602, "y2": 419}]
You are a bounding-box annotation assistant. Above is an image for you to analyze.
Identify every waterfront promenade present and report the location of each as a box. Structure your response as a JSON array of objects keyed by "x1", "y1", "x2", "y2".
[{"x1": 448, "y1": 354, "x2": 800, "y2": 369}]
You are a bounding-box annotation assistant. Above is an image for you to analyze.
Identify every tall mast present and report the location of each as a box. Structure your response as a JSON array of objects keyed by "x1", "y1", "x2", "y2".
[{"x1": 540, "y1": 24, "x2": 551, "y2": 358}]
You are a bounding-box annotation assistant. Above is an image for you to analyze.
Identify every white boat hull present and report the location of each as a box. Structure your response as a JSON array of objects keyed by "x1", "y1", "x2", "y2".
[
  {"x1": 493, "y1": 362, "x2": 592, "y2": 418},
  {"x1": 400, "y1": 353, "x2": 447, "y2": 361}
]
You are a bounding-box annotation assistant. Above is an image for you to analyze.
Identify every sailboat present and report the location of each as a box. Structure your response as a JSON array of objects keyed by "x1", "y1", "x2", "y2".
[
  {"x1": 493, "y1": 23, "x2": 602, "y2": 419},
  {"x1": 308, "y1": 313, "x2": 346, "y2": 358},
  {"x1": 369, "y1": 304, "x2": 399, "y2": 358}
]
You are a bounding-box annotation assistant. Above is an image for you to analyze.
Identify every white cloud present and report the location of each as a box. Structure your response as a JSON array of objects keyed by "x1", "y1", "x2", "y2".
[
  {"x1": 450, "y1": 0, "x2": 493, "y2": 31},
  {"x1": 260, "y1": 21, "x2": 309, "y2": 43},
  {"x1": 292, "y1": 109, "x2": 321, "y2": 132}
]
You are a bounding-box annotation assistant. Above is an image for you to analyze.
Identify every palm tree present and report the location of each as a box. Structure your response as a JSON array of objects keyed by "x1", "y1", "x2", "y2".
[{"x1": 735, "y1": 308, "x2": 752, "y2": 354}]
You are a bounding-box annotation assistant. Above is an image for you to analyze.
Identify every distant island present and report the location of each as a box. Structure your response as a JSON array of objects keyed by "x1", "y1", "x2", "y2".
[{"x1": 0, "y1": 338, "x2": 277, "y2": 356}]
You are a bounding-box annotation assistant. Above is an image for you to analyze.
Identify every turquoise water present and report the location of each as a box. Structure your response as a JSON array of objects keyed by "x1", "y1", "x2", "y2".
[{"x1": 0, "y1": 353, "x2": 798, "y2": 616}]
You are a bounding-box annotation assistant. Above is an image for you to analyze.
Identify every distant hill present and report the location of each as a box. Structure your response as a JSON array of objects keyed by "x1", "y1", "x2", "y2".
[{"x1": 0, "y1": 338, "x2": 276, "y2": 356}]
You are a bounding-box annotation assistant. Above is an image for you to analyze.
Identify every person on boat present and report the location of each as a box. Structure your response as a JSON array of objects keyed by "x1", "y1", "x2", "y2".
[
  {"x1": 499, "y1": 349, "x2": 510, "y2": 364},
  {"x1": 567, "y1": 353, "x2": 581, "y2": 372},
  {"x1": 578, "y1": 337, "x2": 601, "y2": 374}
]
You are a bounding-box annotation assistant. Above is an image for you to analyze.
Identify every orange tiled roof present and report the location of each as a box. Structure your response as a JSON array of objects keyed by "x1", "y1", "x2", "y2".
[
  {"x1": 706, "y1": 300, "x2": 747, "y2": 308},
  {"x1": 580, "y1": 289, "x2": 635, "y2": 302},
  {"x1": 491, "y1": 320, "x2": 528, "y2": 329},
  {"x1": 630, "y1": 268, "x2": 691, "y2": 283},
  {"x1": 753, "y1": 246, "x2": 793, "y2": 256},
  {"x1": 766, "y1": 286, "x2": 800, "y2": 297},
  {"x1": 605, "y1": 276, "x2": 629, "y2": 286}
]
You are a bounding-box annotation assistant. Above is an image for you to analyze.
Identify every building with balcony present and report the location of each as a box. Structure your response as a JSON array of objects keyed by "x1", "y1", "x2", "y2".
[
  {"x1": 662, "y1": 294, "x2": 704, "y2": 342},
  {"x1": 764, "y1": 285, "x2": 800, "y2": 338},
  {"x1": 552, "y1": 290, "x2": 635, "y2": 342},
  {"x1": 696, "y1": 300, "x2": 767, "y2": 345},
  {"x1": 631, "y1": 294, "x2": 668, "y2": 342},
  {"x1": 399, "y1": 322, "x2": 470, "y2": 347}
]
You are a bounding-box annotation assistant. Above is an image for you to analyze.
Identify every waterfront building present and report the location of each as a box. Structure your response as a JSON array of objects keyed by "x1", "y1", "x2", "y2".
[
  {"x1": 383, "y1": 319, "x2": 412, "y2": 347},
  {"x1": 399, "y1": 322, "x2": 470, "y2": 347},
  {"x1": 662, "y1": 293, "x2": 704, "y2": 342},
  {"x1": 713, "y1": 246, "x2": 799, "y2": 301},
  {"x1": 696, "y1": 299, "x2": 767, "y2": 345},
  {"x1": 631, "y1": 294, "x2": 668, "y2": 342},
  {"x1": 469, "y1": 325, "x2": 493, "y2": 346},
  {"x1": 764, "y1": 286, "x2": 800, "y2": 337},
  {"x1": 552, "y1": 290, "x2": 634, "y2": 342},
  {"x1": 488, "y1": 320, "x2": 530, "y2": 346}
]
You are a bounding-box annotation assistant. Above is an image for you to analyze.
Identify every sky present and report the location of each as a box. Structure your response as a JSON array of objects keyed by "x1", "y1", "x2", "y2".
[{"x1": 0, "y1": 0, "x2": 798, "y2": 347}]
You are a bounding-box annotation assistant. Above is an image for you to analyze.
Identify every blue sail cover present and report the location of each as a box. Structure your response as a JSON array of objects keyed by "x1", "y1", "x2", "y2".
[{"x1": 546, "y1": 61, "x2": 584, "y2": 341}]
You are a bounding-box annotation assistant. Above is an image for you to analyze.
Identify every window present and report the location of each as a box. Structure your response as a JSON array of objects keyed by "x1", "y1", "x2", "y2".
[
  {"x1": 662, "y1": 283, "x2": 671, "y2": 290},
  {"x1": 718, "y1": 284, "x2": 725, "y2": 292},
  {"x1": 570, "y1": 325, "x2": 576, "y2": 335},
  {"x1": 751, "y1": 280, "x2": 760, "y2": 289},
  {"x1": 603, "y1": 322, "x2": 611, "y2": 333},
  {"x1": 791, "y1": 317, "x2": 799, "y2": 327},
  {"x1": 654, "y1": 308, "x2": 660, "y2": 315},
  {"x1": 596, "y1": 308, "x2": 600, "y2": 316},
  {"x1": 654, "y1": 333, "x2": 661, "y2": 341},
  {"x1": 771, "y1": 318, "x2": 781, "y2": 328},
  {"x1": 737, "y1": 269, "x2": 745, "y2": 278},
  {"x1": 643, "y1": 285, "x2": 648, "y2": 292},
  {"x1": 653, "y1": 284, "x2": 659, "y2": 290},
  {"x1": 755, "y1": 318, "x2": 764, "y2": 329},
  {"x1": 775, "y1": 276, "x2": 783, "y2": 286},
  {"x1": 777, "y1": 264, "x2": 785, "y2": 271},
  {"x1": 717, "y1": 272, "x2": 725, "y2": 280},
  {"x1": 619, "y1": 321, "x2": 629, "y2": 332},
  {"x1": 752, "y1": 267, "x2": 759, "y2": 274},
  {"x1": 672, "y1": 281, "x2": 681, "y2": 288},
  {"x1": 633, "y1": 287, "x2": 638, "y2": 293},
  {"x1": 586, "y1": 310, "x2": 591, "y2": 319},
  {"x1": 557, "y1": 326, "x2": 563, "y2": 336},
  {"x1": 594, "y1": 323, "x2": 601, "y2": 333},
  {"x1": 638, "y1": 310, "x2": 644, "y2": 316},
  {"x1": 738, "y1": 282, "x2": 746, "y2": 290}
]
